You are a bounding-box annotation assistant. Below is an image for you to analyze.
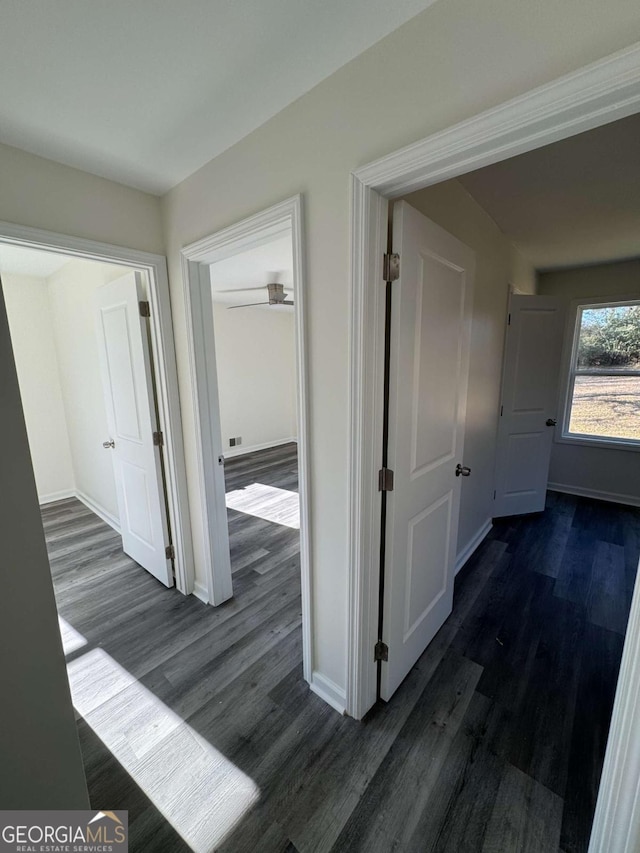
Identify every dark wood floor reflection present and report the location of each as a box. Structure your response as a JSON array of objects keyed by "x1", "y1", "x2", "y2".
[{"x1": 43, "y1": 464, "x2": 639, "y2": 853}]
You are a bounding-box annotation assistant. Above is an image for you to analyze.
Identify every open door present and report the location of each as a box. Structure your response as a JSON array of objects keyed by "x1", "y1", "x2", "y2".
[
  {"x1": 493, "y1": 294, "x2": 565, "y2": 517},
  {"x1": 95, "y1": 271, "x2": 173, "y2": 587},
  {"x1": 380, "y1": 201, "x2": 475, "y2": 701}
]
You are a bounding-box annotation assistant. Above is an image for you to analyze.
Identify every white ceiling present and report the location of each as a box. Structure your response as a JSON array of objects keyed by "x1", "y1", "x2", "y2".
[
  {"x1": 458, "y1": 113, "x2": 640, "y2": 271},
  {"x1": 0, "y1": 244, "x2": 70, "y2": 279},
  {"x1": 0, "y1": 0, "x2": 439, "y2": 195},
  {"x1": 209, "y1": 235, "x2": 293, "y2": 309}
]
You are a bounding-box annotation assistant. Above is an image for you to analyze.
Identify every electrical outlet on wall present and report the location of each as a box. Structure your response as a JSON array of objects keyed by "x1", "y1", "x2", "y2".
[
  {"x1": 229, "y1": 436, "x2": 242, "y2": 447},
  {"x1": 229, "y1": 437, "x2": 236, "y2": 447},
  {"x1": 236, "y1": 436, "x2": 242, "y2": 446}
]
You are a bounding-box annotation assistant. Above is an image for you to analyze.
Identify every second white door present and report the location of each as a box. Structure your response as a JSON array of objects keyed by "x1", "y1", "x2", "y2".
[
  {"x1": 95, "y1": 271, "x2": 173, "y2": 587},
  {"x1": 381, "y1": 201, "x2": 475, "y2": 701},
  {"x1": 493, "y1": 294, "x2": 565, "y2": 517}
]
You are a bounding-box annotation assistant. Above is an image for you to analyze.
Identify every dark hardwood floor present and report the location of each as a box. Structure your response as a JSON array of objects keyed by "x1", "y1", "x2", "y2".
[
  {"x1": 42, "y1": 454, "x2": 639, "y2": 853},
  {"x1": 224, "y1": 443, "x2": 300, "y2": 594}
]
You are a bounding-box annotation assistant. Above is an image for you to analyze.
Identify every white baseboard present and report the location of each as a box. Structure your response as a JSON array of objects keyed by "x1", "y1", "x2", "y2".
[
  {"x1": 455, "y1": 518, "x2": 493, "y2": 575},
  {"x1": 310, "y1": 671, "x2": 347, "y2": 715},
  {"x1": 38, "y1": 488, "x2": 75, "y2": 505},
  {"x1": 193, "y1": 581, "x2": 209, "y2": 604},
  {"x1": 224, "y1": 437, "x2": 298, "y2": 459},
  {"x1": 75, "y1": 489, "x2": 121, "y2": 534},
  {"x1": 548, "y1": 482, "x2": 640, "y2": 509}
]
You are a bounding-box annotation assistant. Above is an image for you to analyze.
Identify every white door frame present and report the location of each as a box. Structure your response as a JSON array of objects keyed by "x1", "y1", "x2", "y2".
[
  {"x1": 0, "y1": 220, "x2": 194, "y2": 595},
  {"x1": 180, "y1": 194, "x2": 313, "y2": 682},
  {"x1": 347, "y1": 40, "x2": 640, "y2": 847}
]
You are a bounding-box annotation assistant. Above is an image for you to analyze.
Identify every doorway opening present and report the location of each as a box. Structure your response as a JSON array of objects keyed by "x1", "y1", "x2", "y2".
[
  {"x1": 210, "y1": 234, "x2": 302, "y2": 654},
  {"x1": 347, "y1": 46, "x2": 640, "y2": 851},
  {"x1": 347, "y1": 49, "x2": 640, "y2": 720},
  {"x1": 181, "y1": 195, "x2": 314, "y2": 695},
  {"x1": 0, "y1": 226, "x2": 192, "y2": 593}
]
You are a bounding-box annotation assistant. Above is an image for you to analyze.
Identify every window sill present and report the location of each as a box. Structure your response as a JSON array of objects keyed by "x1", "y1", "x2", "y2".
[{"x1": 556, "y1": 432, "x2": 640, "y2": 453}]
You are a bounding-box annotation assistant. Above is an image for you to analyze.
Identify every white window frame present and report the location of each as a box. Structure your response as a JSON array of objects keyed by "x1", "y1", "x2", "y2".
[{"x1": 558, "y1": 295, "x2": 640, "y2": 452}]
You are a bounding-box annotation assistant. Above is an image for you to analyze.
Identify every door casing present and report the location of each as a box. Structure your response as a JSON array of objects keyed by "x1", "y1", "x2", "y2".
[
  {"x1": 181, "y1": 194, "x2": 313, "y2": 687},
  {"x1": 347, "y1": 40, "x2": 640, "y2": 722},
  {"x1": 347, "y1": 39, "x2": 640, "y2": 853},
  {"x1": 0, "y1": 219, "x2": 194, "y2": 595}
]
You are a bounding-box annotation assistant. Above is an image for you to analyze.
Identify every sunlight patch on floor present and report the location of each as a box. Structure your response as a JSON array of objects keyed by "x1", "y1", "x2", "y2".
[
  {"x1": 226, "y1": 482, "x2": 300, "y2": 529},
  {"x1": 66, "y1": 647, "x2": 260, "y2": 852},
  {"x1": 59, "y1": 616, "x2": 89, "y2": 655}
]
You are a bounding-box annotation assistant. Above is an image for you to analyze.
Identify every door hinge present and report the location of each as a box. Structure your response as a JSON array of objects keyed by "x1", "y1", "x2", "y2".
[
  {"x1": 500, "y1": 405, "x2": 503, "y2": 416},
  {"x1": 374, "y1": 641, "x2": 389, "y2": 662},
  {"x1": 378, "y1": 467, "x2": 394, "y2": 492},
  {"x1": 383, "y1": 253, "x2": 400, "y2": 282},
  {"x1": 507, "y1": 312, "x2": 511, "y2": 325},
  {"x1": 493, "y1": 490, "x2": 496, "y2": 500},
  {"x1": 139, "y1": 300, "x2": 151, "y2": 317},
  {"x1": 153, "y1": 430, "x2": 164, "y2": 447},
  {"x1": 165, "y1": 544, "x2": 175, "y2": 560}
]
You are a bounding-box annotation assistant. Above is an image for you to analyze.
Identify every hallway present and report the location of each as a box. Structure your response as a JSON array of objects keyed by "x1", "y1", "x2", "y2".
[{"x1": 44, "y1": 482, "x2": 639, "y2": 852}]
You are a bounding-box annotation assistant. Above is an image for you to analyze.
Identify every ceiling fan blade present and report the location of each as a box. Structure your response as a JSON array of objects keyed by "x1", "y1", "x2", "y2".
[
  {"x1": 227, "y1": 301, "x2": 270, "y2": 309},
  {"x1": 217, "y1": 285, "x2": 265, "y2": 293}
]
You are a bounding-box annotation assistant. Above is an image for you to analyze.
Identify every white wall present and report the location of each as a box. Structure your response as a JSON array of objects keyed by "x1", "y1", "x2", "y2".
[
  {"x1": 0, "y1": 135, "x2": 163, "y2": 804},
  {"x1": 47, "y1": 258, "x2": 131, "y2": 522},
  {"x1": 0, "y1": 286, "x2": 88, "y2": 808},
  {"x1": 213, "y1": 302, "x2": 296, "y2": 454},
  {"x1": 538, "y1": 259, "x2": 640, "y2": 503},
  {"x1": 0, "y1": 141, "x2": 164, "y2": 255},
  {"x1": 161, "y1": 0, "x2": 639, "y2": 692},
  {"x1": 538, "y1": 258, "x2": 640, "y2": 300},
  {"x1": 510, "y1": 247, "x2": 538, "y2": 295},
  {"x1": 402, "y1": 181, "x2": 536, "y2": 555},
  {"x1": 2, "y1": 273, "x2": 75, "y2": 502},
  {"x1": 2, "y1": 260, "x2": 140, "y2": 522}
]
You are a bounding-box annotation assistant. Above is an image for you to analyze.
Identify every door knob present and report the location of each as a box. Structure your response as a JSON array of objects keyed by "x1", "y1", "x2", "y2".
[
  {"x1": 546, "y1": 418, "x2": 557, "y2": 427},
  {"x1": 102, "y1": 439, "x2": 115, "y2": 449},
  {"x1": 455, "y1": 463, "x2": 471, "y2": 477}
]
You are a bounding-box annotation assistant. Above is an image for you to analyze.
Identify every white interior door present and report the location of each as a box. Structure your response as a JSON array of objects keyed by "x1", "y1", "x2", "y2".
[
  {"x1": 381, "y1": 201, "x2": 475, "y2": 701},
  {"x1": 493, "y1": 295, "x2": 565, "y2": 517},
  {"x1": 95, "y1": 271, "x2": 173, "y2": 587}
]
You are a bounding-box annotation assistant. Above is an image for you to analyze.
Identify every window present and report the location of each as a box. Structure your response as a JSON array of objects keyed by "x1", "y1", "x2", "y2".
[{"x1": 564, "y1": 300, "x2": 640, "y2": 445}]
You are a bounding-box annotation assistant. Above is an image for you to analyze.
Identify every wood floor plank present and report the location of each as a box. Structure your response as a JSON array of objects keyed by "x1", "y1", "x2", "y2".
[
  {"x1": 328, "y1": 651, "x2": 482, "y2": 853},
  {"x1": 553, "y1": 528, "x2": 596, "y2": 608},
  {"x1": 587, "y1": 541, "x2": 629, "y2": 635},
  {"x1": 560, "y1": 622, "x2": 625, "y2": 853},
  {"x1": 507, "y1": 499, "x2": 573, "y2": 579},
  {"x1": 217, "y1": 701, "x2": 346, "y2": 852},
  {"x1": 474, "y1": 569, "x2": 552, "y2": 709},
  {"x1": 482, "y1": 764, "x2": 563, "y2": 853},
  {"x1": 404, "y1": 691, "x2": 506, "y2": 852},
  {"x1": 492, "y1": 595, "x2": 584, "y2": 798},
  {"x1": 282, "y1": 648, "x2": 482, "y2": 852},
  {"x1": 571, "y1": 498, "x2": 624, "y2": 546},
  {"x1": 452, "y1": 556, "x2": 551, "y2": 709}
]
